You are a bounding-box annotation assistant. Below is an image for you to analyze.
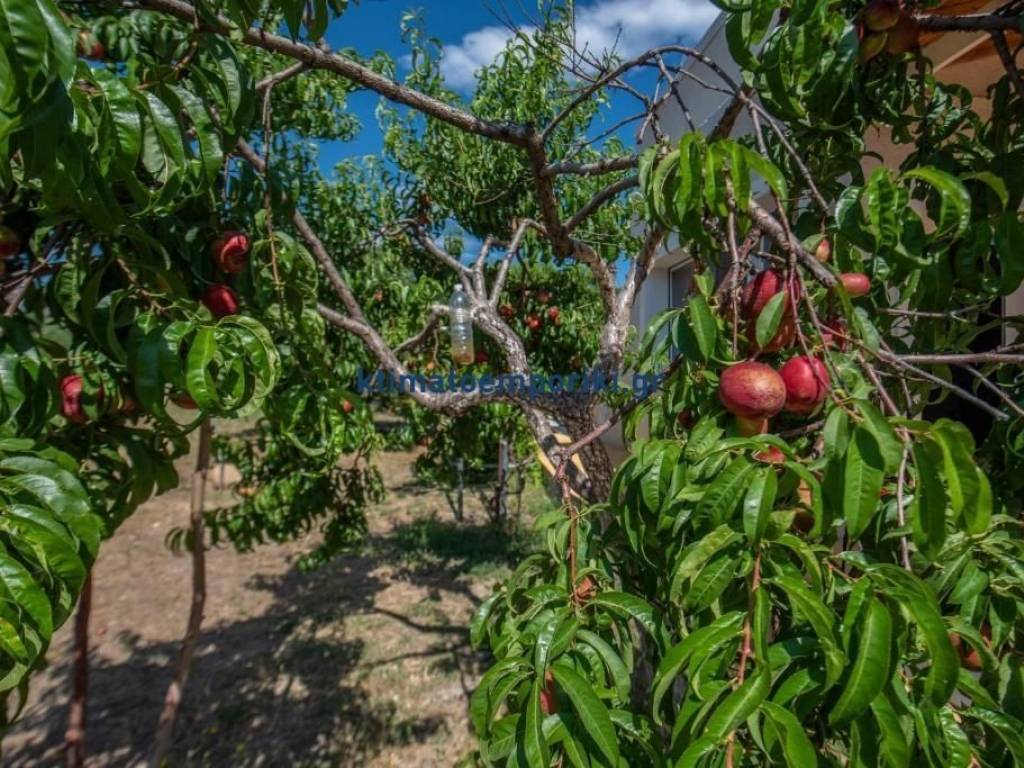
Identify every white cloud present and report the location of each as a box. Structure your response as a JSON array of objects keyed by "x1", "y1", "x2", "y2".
[{"x1": 438, "y1": 0, "x2": 719, "y2": 90}]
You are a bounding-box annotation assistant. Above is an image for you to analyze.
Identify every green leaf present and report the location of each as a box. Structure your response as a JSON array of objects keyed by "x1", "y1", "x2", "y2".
[
  {"x1": 762, "y1": 701, "x2": 817, "y2": 766},
  {"x1": 685, "y1": 554, "x2": 737, "y2": 611},
  {"x1": 904, "y1": 166, "x2": 971, "y2": 240},
  {"x1": 520, "y1": 677, "x2": 550, "y2": 768},
  {"x1": 743, "y1": 465, "x2": 776, "y2": 544},
  {"x1": 829, "y1": 597, "x2": 892, "y2": 723},
  {"x1": 577, "y1": 630, "x2": 631, "y2": 704},
  {"x1": 651, "y1": 612, "x2": 744, "y2": 724},
  {"x1": 551, "y1": 662, "x2": 620, "y2": 766},
  {"x1": 963, "y1": 170, "x2": 1008, "y2": 210},
  {"x1": 676, "y1": 735, "x2": 720, "y2": 768},
  {"x1": 995, "y1": 212, "x2": 1024, "y2": 295},
  {"x1": 670, "y1": 525, "x2": 742, "y2": 602},
  {"x1": 843, "y1": 427, "x2": 885, "y2": 539},
  {"x1": 932, "y1": 420, "x2": 988, "y2": 534},
  {"x1": 910, "y1": 442, "x2": 947, "y2": 560},
  {"x1": 0, "y1": 548, "x2": 52, "y2": 638},
  {"x1": 823, "y1": 407, "x2": 849, "y2": 463},
  {"x1": 185, "y1": 327, "x2": 220, "y2": 411},
  {"x1": 870, "y1": 690, "x2": 910, "y2": 768},
  {"x1": 589, "y1": 592, "x2": 662, "y2": 648},
  {"x1": 675, "y1": 133, "x2": 705, "y2": 224},
  {"x1": 866, "y1": 565, "x2": 958, "y2": 707},
  {"x1": 649, "y1": 149, "x2": 680, "y2": 227},
  {"x1": 853, "y1": 400, "x2": 901, "y2": 474},
  {"x1": 755, "y1": 291, "x2": 787, "y2": 351},
  {"x1": 737, "y1": 145, "x2": 788, "y2": 204},
  {"x1": 470, "y1": 657, "x2": 528, "y2": 735},
  {"x1": 687, "y1": 294, "x2": 718, "y2": 362},
  {"x1": 704, "y1": 668, "x2": 771, "y2": 740},
  {"x1": 470, "y1": 592, "x2": 500, "y2": 648},
  {"x1": 773, "y1": 574, "x2": 845, "y2": 688},
  {"x1": 697, "y1": 456, "x2": 755, "y2": 525},
  {"x1": 963, "y1": 707, "x2": 1024, "y2": 764}
]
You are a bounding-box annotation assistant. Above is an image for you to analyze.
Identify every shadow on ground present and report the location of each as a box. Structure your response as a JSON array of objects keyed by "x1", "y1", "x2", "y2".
[{"x1": 3, "y1": 510, "x2": 531, "y2": 767}]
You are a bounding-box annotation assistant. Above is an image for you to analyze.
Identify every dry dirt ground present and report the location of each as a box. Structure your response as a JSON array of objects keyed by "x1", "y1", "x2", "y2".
[{"x1": 3, "y1": 438, "x2": 548, "y2": 767}]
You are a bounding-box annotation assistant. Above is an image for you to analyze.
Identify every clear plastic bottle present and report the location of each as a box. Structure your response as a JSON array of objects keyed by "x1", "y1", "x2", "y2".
[{"x1": 449, "y1": 285, "x2": 475, "y2": 365}]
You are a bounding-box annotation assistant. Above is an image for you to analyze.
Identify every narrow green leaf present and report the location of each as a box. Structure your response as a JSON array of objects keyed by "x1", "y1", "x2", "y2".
[
  {"x1": 773, "y1": 574, "x2": 845, "y2": 688},
  {"x1": 843, "y1": 427, "x2": 885, "y2": 539},
  {"x1": 829, "y1": 597, "x2": 892, "y2": 723},
  {"x1": 687, "y1": 294, "x2": 718, "y2": 362},
  {"x1": 910, "y1": 442, "x2": 947, "y2": 560},
  {"x1": 762, "y1": 701, "x2": 817, "y2": 766},
  {"x1": 551, "y1": 662, "x2": 621, "y2": 767},
  {"x1": 752, "y1": 290, "x2": 786, "y2": 350},
  {"x1": 704, "y1": 668, "x2": 771, "y2": 740},
  {"x1": 743, "y1": 465, "x2": 776, "y2": 544}
]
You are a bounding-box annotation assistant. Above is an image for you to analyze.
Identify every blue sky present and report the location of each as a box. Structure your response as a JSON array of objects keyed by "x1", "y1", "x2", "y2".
[{"x1": 317, "y1": 0, "x2": 718, "y2": 171}]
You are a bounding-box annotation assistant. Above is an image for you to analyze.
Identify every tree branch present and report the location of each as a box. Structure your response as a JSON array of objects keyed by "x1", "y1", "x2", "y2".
[
  {"x1": 890, "y1": 351, "x2": 1024, "y2": 365},
  {"x1": 393, "y1": 305, "x2": 448, "y2": 354},
  {"x1": 564, "y1": 175, "x2": 639, "y2": 234},
  {"x1": 140, "y1": 0, "x2": 530, "y2": 145},
  {"x1": 746, "y1": 199, "x2": 836, "y2": 287},
  {"x1": 149, "y1": 418, "x2": 211, "y2": 768},
  {"x1": 991, "y1": 30, "x2": 1024, "y2": 102},
  {"x1": 543, "y1": 155, "x2": 638, "y2": 177},
  {"x1": 490, "y1": 218, "x2": 534, "y2": 306},
  {"x1": 914, "y1": 12, "x2": 1024, "y2": 32}
]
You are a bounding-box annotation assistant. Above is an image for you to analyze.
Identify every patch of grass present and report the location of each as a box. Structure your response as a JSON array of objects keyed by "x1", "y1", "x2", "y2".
[{"x1": 375, "y1": 515, "x2": 539, "y2": 580}]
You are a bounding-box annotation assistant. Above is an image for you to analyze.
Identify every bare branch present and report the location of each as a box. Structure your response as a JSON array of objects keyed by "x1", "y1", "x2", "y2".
[
  {"x1": 542, "y1": 44, "x2": 740, "y2": 141},
  {"x1": 472, "y1": 235, "x2": 496, "y2": 294},
  {"x1": 991, "y1": 30, "x2": 1024, "y2": 101},
  {"x1": 543, "y1": 155, "x2": 639, "y2": 177},
  {"x1": 746, "y1": 199, "x2": 836, "y2": 287},
  {"x1": 891, "y1": 352, "x2": 1024, "y2": 365},
  {"x1": 656, "y1": 54, "x2": 696, "y2": 133},
  {"x1": 255, "y1": 60, "x2": 308, "y2": 91},
  {"x1": 140, "y1": 0, "x2": 531, "y2": 145},
  {"x1": 490, "y1": 219, "x2": 534, "y2": 306},
  {"x1": 564, "y1": 175, "x2": 638, "y2": 234},
  {"x1": 876, "y1": 354, "x2": 1011, "y2": 422},
  {"x1": 393, "y1": 305, "x2": 448, "y2": 355},
  {"x1": 965, "y1": 365, "x2": 1024, "y2": 420},
  {"x1": 915, "y1": 12, "x2": 1024, "y2": 32},
  {"x1": 410, "y1": 226, "x2": 474, "y2": 280}
]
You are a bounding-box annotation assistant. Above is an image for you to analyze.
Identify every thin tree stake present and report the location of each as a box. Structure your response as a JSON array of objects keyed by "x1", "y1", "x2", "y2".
[
  {"x1": 64, "y1": 572, "x2": 92, "y2": 768},
  {"x1": 149, "y1": 419, "x2": 212, "y2": 768}
]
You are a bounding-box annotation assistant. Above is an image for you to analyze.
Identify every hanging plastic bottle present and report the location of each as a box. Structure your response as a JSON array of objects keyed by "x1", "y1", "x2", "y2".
[{"x1": 449, "y1": 285, "x2": 475, "y2": 365}]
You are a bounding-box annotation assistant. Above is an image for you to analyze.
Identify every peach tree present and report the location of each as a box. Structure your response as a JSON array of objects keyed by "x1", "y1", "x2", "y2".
[
  {"x1": 468, "y1": 4, "x2": 1024, "y2": 768},
  {"x1": 3, "y1": 0, "x2": 1024, "y2": 765}
]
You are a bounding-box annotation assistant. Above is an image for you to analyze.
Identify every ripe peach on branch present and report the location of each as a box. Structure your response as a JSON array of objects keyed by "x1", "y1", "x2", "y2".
[
  {"x1": 719, "y1": 361, "x2": 786, "y2": 435},
  {"x1": 61, "y1": 375, "x2": 103, "y2": 425},
  {"x1": 780, "y1": 356, "x2": 830, "y2": 414},
  {"x1": 209, "y1": 231, "x2": 250, "y2": 274},
  {"x1": 201, "y1": 284, "x2": 240, "y2": 318}
]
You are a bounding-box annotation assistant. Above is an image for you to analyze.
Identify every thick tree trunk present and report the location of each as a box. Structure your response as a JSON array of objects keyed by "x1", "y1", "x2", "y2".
[
  {"x1": 576, "y1": 428, "x2": 614, "y2": 501},
  {"x1": 149, "y1": 419, "x2": 211, "y2": 768},
  {"x1": 64, "y1": 572, "x2": 92, "y2": 768},
  {"x1": 561, "y1": 403, "x2": 615, "y2": 501},
  {"x1": 527, "y1": 400, "x2": 615, "y2": 503}
]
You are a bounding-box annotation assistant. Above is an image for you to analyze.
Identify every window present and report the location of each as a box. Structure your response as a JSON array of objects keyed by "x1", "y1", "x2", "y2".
[{"x1": 669, "y1": 261, "x2": 695, "y2": 307}]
